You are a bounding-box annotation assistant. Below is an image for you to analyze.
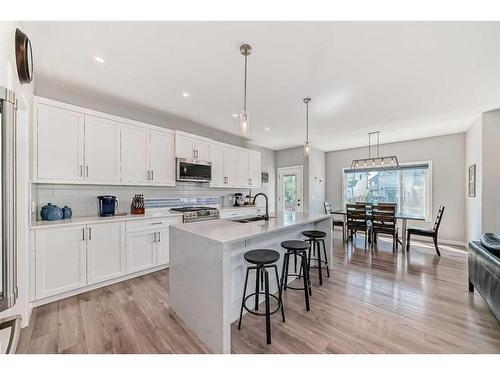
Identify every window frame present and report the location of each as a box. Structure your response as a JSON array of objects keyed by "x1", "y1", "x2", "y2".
[{"x1": 341, "y1": 160, "x2": 433, "y2": 222}]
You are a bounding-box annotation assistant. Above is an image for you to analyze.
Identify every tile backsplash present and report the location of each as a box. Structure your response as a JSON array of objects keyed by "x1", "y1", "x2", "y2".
[{"x1": 32, "y1": 182, "x2": 254, "y2": 221}]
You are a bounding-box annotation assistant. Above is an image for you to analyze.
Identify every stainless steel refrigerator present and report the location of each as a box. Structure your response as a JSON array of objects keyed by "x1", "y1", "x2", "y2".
[{"x1": 0, "y1": 85, "x2": 18, "y2": 313}]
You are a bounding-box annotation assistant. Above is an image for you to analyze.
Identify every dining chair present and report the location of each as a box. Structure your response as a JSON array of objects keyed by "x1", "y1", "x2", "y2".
[
  {"x1": 406, "y1": 206, "x2": 445, "y2": 256},
  {"x1": 324, "y1": 202, "x2": 345, "y2": 242},
  {"x1": 346, "y1": 203, "x2": 371, "y2": 249},
  {"x1": 371, "y1": 204, "x2": 399, "y2": 253}
]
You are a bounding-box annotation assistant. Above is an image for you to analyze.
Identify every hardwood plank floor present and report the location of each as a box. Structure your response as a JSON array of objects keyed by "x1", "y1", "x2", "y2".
[{"x1": 17, "y1": 234, "x2": 500, "y2": 354}]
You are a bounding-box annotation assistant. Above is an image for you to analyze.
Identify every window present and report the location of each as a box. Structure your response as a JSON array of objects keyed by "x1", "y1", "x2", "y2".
[{"x1": 343, "y1": 162, "x2": 431, "y2": 219}]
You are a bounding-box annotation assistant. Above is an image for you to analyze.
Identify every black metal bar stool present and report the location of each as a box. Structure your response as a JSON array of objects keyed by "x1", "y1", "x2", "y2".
[
  {"x1": 238, "y1": 249, "x2": 285, "y2": 345},
  {"x1": 280, "y1": 240, "x2": 312, "y2": 311},
  {"x1": 302, "y1": 230, "x2": 330, "y2": 286}
]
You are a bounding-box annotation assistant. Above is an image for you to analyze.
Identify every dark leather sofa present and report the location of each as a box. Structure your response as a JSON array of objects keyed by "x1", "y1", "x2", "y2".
[{"x1": 468, "y1": 233, "x2": 500, "y2": 321}]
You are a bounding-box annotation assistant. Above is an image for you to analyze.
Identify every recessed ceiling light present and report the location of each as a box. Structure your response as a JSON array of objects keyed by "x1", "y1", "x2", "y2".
[
  {"x1": 232, "y1": 113, "x2": 239, "y2": 118},
  {"x1": 93, "y1": 56, "x2": 105, "y2": 63},
  {"x1": 265, "y1": 127, "x2": 270, "y2": 131},
  {"x1": 181, "y1": 91, "x2": 190, "y2": 97}
]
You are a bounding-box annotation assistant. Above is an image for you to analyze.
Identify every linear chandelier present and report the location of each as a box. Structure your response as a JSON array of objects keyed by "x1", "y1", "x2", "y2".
[{"x1": 351, "y1": 131, "x2": 399, "y2": 170}]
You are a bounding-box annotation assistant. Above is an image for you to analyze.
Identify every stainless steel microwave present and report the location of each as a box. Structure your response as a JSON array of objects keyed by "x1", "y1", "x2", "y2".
[{"x1": 176, "y1": 158, "x2": 212, "y2": 182}]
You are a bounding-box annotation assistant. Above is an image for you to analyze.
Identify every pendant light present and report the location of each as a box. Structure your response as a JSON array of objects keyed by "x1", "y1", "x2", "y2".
[
  {"x1": 240, "y1": 44, "x2": 252, "y2": 137},
  {"x1": 350, "y1": 131, "x2": 399, "y2": 170},
  {"x1": 303, "y1": 97, "x2": 312, "y2": 156}
]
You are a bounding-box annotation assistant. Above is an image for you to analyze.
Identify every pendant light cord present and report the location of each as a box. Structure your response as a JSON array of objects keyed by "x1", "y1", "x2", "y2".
[
  {"x1": 306, "y1": 100, "x2": 309, "y2": 142},
  {"x1": 243, "y1": 54, "x2": 248, "y2": 113}
]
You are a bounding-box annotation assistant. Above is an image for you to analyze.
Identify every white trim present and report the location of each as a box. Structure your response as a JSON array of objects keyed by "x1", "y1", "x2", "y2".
[
  {"x1": 30, "y1": 264, "x2": 169, "y2": 308},
  {"x1": 278, "y1": 165, "x2": 304, "y2": 213},
  {"x1": 341, "y1": 160, "x2": 433, "y2": 222}
]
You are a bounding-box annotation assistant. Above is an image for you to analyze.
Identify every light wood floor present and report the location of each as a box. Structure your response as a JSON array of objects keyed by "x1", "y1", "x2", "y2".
[{"x1": 17, "y1": 235, "x2": 500, "y2": 354}]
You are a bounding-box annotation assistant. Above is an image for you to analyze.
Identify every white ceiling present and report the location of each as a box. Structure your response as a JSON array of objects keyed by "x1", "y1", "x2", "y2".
[{"x1": 24, "y1": 21, "x2": 500, "y2": 151}]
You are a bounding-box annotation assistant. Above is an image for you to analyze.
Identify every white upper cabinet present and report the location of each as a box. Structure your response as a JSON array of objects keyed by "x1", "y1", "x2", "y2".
[
  {"x1": 84, "y1": 115, "x2": 120, "y2": 183},
  {"x1": 175, "y1": 132, "x2": 212, "y2": 161},
  {"x1": 195, "y1": 139, "x2": 212, "y2": 161},
  {"x1": 36, "y1": 104, "x2": 84, "y2": 181},
  {"x1": 237, "y1": 149, "x2": 250, "y2": 187},
  {"x1": 120, "y1": 124, "x2": 150, "y2": 184},
  {"x1": 149, "y1": 130, "x2": 175, "y2": 186},
  {"x1": 210, "y1": 143, "x2": 225, "y2": 187},
  {"x1": 248, "y1": 151, "x2": 261, "y2": 188}
]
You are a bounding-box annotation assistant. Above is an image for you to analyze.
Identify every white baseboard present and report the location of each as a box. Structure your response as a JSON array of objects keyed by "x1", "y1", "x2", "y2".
[{"x1": 31, "y1": 264, "x2": 169, "y2": 308}]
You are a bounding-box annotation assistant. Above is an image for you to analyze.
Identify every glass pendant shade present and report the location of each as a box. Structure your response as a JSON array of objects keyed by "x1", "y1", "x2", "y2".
[
  {"x1": 304, "y1": 141, "x2": 311, "y2": 156},
  {"x1": 240, "y1": 111, "x2": 249, "y2": 137}
]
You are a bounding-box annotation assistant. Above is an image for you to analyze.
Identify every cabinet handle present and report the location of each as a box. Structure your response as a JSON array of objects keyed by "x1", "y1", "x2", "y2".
[
  {"x1": 158, "y1": 232, "x2": 161, "y2": 242},
  {"x1": 151, "y1": 222, "x2": 162, "y2": 225},
  {"x1": 80, "y1": 165, "x2": 83, "y2": 177},
  {"x1": 86, "y1": 165, "x2": 89, "y2": 177},
  {"x1": 153, "y1": 232, "x2": 157, "y2": 243},
  {"x1": 82, "y1": 228, "x2": 85, "y2": 241},
  {"x1": 151, "y1": 170, "x2": 154, "y2": 180},
  {"x1": 192, "y1": 150, "x2": 195, "y2": 159},
  {"x1": 88, "y1": 227, "x2": 92, "y2": 240}
]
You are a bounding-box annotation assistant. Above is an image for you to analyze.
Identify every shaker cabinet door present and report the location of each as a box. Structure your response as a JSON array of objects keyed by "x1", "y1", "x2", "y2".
[
  {"x1": 195, "y1": 139, "x2": 212, "y2": 161},
  {"x1": 87, "y1": 222, "x2": 126, "y2": 285},
  {"x1": 237, "y1": 150, "x2": 250, "y2": 187},
  {"x1": 121, "y1": 124, "x2": 150, "y2": 184},
  {"x1": 150, "y1": 130, "x2": 175, "y2": 185},
  {"x1": 35, "y1": 225, "x2": 87, "y2": 299},
  {"x1": 175, "y1": 134, "x2": 196, "y2": 159},
  {"x1": 210, "y1": 143, "x2": 225, "y2": 187},
  {"x1": 84, "y1": 115, "x2": 121, "y2": 183},
  {"x1": 248, "y1": 152, "x2": 261, "y2": 188},
  {"x1": 156, "y1": 228, "x2": 170, "y2": 266},
  {"x1": 126, "y1": 231, "x2": 156, "y2": 274},
  {"x1": 36, "y1": 104, "x2": 84, "y2": 181},
  {"x1": 223, "y1": 146, "x2": 238, "y2": 187}
]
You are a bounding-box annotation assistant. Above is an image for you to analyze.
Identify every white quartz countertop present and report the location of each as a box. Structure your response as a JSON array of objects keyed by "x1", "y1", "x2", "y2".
[
  {"x1": 171, "y1": 212, "x2": 330, "y2": 244},
  {"x1": 31, "y1": 211, "x2": 183, "y2": 229}
]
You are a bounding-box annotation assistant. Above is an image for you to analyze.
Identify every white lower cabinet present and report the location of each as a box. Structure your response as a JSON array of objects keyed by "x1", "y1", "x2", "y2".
[
  {"x1": 34, "y1": 216, "x2": 181, "y2": 303},
  {"x1": 125, "y1": 230, "x2": 157, "y2": 273},
  {"x1": 35, "y1": 225, "x2": 87, "y2": 299},
  {"x1": 87, "y1": 222, "x2": 126, "y2": 285}
]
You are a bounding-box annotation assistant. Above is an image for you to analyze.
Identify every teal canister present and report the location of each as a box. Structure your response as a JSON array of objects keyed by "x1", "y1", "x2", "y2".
[
  {"x1": 40, "y1": 203, "x2": 63, "y2": 221},
  {"x1": 62, "y1": 206, "x2": 72, "y2": 219}
]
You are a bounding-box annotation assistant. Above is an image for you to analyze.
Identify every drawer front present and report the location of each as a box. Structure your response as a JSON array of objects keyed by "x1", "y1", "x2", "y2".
[{"x1": 126, "y1": 216, "x2": 182, "y2": 233}]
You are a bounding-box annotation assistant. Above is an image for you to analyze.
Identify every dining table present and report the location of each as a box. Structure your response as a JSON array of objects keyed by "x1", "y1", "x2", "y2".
[{"x1": 331, "y1": 209, "x2": 426, "y2": 252}]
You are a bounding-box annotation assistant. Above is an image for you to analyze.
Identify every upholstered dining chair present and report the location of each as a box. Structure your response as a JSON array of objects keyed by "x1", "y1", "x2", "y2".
[
  {"x1": 406, "y1": 206, "x2": 445, "y2": 256},
  {"x1": 324, "y1": 202, "x2": 345, "y2": 242}
]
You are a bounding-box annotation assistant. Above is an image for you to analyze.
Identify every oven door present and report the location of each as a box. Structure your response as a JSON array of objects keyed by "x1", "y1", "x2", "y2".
[{"x1": 176, "y1": 158, "x2": 212, "y2": 182}]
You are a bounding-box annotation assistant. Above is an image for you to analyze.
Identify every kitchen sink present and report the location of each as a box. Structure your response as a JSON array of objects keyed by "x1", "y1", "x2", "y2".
[{"x1": 229, "y1": 216, "x2": 274, "y2": 223}]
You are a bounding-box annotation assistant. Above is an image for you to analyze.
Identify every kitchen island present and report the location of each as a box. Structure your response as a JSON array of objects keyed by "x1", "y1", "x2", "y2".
[{"x1": 169, "y1": 212, "x2": 332, "y2": 353}]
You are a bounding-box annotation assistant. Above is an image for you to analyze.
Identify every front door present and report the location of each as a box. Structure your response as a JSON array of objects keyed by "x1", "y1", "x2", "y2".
[{"x1": 278, "y1": 166, "x2": 303, "y2": 213}]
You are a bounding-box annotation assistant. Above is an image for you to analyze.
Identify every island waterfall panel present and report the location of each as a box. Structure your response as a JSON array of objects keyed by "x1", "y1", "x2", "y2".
[{"x1": 169, "y1": 212, "x2": 332, "y2": 353}]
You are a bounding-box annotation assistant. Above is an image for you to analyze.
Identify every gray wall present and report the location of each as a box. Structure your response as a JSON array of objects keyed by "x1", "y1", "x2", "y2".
[
  {"x1": 275, "y1": 146, "x2": 326, "y2": 214},
  {"x1": 465, "y1": 116, "x2": 483, "y2": 243},
  {"x1": 326, "y1": 133, "x2": 466, "y2": 244},
  {"x1": 480, "y1": 110, "x2": 500, "y2": 234},
  {"x1": 31, "y1": 86, "x2": 276, "y2": 215}
]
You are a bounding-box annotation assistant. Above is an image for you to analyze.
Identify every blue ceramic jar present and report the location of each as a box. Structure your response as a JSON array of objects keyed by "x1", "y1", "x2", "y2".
[
  {"x1": 62, "y1": 206, "x2": 72, "y2": 219},
  {"x1": 40, "y1": 203, "x2": 63, "y2": 221}
]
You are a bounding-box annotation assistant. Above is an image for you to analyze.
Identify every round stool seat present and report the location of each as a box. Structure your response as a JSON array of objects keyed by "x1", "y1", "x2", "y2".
[
  {"x1": 302, "y1": 230, "x2": 327, "y2": 239},
  {"x1": 244, "y1": 249, "x2": 280, "y2": 265},
  {"x1": 281, "y1": 240, "x2": 310, "y2": 251}
]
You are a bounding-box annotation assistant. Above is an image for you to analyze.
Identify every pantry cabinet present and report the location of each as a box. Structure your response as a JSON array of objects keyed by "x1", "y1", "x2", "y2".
[
  {"x1": 35, "y1": 225, "x2": 87, "y2": 299},
  {"x1": 87, "y1": 222, "x2": 126, "y2": 285},
  {"x1": 36, "y1": 104, "x2": 84, "y2": 181}
]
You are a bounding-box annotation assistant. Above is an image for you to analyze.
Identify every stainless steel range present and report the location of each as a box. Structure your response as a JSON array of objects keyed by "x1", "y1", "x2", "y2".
[{"x1": 170, "y1": 206, "x2": 220, "y2": 223}]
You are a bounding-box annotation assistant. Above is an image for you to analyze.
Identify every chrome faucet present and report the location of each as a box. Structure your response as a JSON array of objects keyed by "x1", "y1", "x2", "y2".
[{"x1": 253, "y1": 193, "x2": 269, "y2": 221}]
